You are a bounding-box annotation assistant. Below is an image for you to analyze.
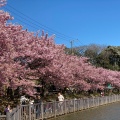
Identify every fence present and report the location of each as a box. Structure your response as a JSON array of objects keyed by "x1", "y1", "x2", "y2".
[
  {"x1": 0, "y1": 115, "x2": 6, "y2": 120},
  {"x1": 0, "y1": 95, "x2": 120, "y2": 120},
  {"x1": 0, "y1": 106, "x2": 21, "y2": 120}
]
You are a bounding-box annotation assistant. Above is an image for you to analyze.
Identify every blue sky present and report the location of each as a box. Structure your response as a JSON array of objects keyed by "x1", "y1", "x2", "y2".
[{"x1": 2, "y1": 0, "x2": 120, "y2": 47}]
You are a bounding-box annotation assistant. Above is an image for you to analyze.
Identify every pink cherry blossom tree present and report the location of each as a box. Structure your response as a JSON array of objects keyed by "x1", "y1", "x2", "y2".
[{"x1": 1, "y1": 0, "x2": 120, "y2": 97}]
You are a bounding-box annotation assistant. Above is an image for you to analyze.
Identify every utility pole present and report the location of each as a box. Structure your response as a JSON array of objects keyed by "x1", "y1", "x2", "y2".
[
  {"x1": 70, "y1": 40, "x2": 74, "y2": 55},
  {"x1": 70, "y1": 39, "x2": 79, "y2": 55}
]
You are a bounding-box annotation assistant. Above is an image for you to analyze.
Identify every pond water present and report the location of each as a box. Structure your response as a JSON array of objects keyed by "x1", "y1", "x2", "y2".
[{"x1": 50, "y1": 102, "x2": 120, "y2": 120}]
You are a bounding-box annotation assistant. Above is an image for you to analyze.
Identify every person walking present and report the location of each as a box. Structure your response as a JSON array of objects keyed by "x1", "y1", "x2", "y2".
[
  {"x1": 4, "y1": 104, "x2": 12, "y2": 115},
  {"x1": 29, "y1": 97, "x2": 34, "y2": 112},
  {"x1": 34, "y1": 95, "x2": 41, "y2": 119},
  {"x1": 57, "y1": 93, "x2": 64, "y2": 113},
  {"x1": 58, "y1": 92, "x2": 64, "y2": 102}
]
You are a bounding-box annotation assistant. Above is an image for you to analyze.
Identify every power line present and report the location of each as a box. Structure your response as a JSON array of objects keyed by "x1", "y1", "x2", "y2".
[
  {"x1": 3, "y1": 4, "x2": 87, "y2": 48},
  {"x1": 6, "y1": 4, "x2": 75, "y2": 41},
  {"x1": 4, "y1": 7, "x2": 71, "y2": 42}
]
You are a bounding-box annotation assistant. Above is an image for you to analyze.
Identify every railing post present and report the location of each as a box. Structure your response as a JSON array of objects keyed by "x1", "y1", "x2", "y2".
[
  {"x1": 17, "y1": 106, "x2": 19, "y2": 120},
  {"x1": 41, "y1": 102, "x2": 44, "y2": 120},
  {"x1": 102, "y1": 96, "x2": 103, "y2": 104},
  {"x1": 115, "y1": 95, "x2": 116, "y2": 102},
  {"x1": 73, "y1": 99, "x2": 75, "y2": 112},
  {"x1": 105, "y1": 96, "x2": 107, "y2": 104},
  {"x1": 118, "y1": 95, "x2": 119, "y2": 101},
  {"x1": 109, "y1": 96, "x2": 110, "y2": 103},
  {"x1": 19, "y1": 105, "x2": 21, "y2": 120},
  {"x1": 64, "y1": 100, "x2": 67, "y2": 114},
  {"x1": 81, "y1": 99, "x2": 84, "y2": 110},
  {"x1": 113, "y1": 95, "x2": 114, "y2": 102},
  {"x1": 116, "y1": 95, "x2": 117, "y2": 101},
  {"x1": 93, "y1": 97, "x2": 94, "y2": 107},
  {"x1": 6, "y1": 112, "x2": 10, "y2": 120},
  {"x1": 78, "y1": 99, "x2": 80, "y2": 110},
  {"x1": 98, "y1": 97, "x2": 100, "y2": 106},
  {"x1": 87, "y1": 98, "x2": 89, "y2": 108},
  {"x1": 54, "y1": 101, "x2": 56, "y2": 118},
  {"x1": 29, "y1": 104, "x2": 31, "y2": 120}
]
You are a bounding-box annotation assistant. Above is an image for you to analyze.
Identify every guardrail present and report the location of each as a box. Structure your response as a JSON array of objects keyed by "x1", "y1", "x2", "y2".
[
  {"x1": 0, "y1": 115, "x2": 6, "y2": 120},
  {"x1": 0, "y1": 95, "x2": 120, "y2": 120}
]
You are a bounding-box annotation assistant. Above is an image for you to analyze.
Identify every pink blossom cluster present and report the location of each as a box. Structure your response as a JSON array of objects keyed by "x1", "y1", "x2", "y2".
[
  {"x1": 0, "y1": 7, "x2": 120, "y2": 96},
  {"x1": 0, "y1": 0, "x2": 6, "y2": 7}
]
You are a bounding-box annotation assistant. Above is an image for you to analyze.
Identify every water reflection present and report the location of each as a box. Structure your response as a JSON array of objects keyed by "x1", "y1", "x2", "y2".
[{"x1": 50, "y1": 102, "x2": 120, "y2": 120}]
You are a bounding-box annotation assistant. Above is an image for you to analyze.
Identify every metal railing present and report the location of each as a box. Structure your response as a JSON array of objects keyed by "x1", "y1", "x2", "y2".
[
  {"x1": 1, "y1": 95, "x2": 120, "y2": 120},
  {"x1": 6, "y1": 106, "x2": 21, "y2": 120},
  {"x1": 0, "y1": 115, "x2": 6, "y2": 120}
]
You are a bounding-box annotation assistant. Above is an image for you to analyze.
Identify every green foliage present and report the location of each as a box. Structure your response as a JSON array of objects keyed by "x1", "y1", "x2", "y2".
[
  {"x1": 96, "y1": 46, "x2": 120, "y2": 71},
  {"x1": 65, "y1": 45, "x2": 120, "y2": 71},
  {"x1": 64, "y1": 47, "x2": 82, "y2": 56}
]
